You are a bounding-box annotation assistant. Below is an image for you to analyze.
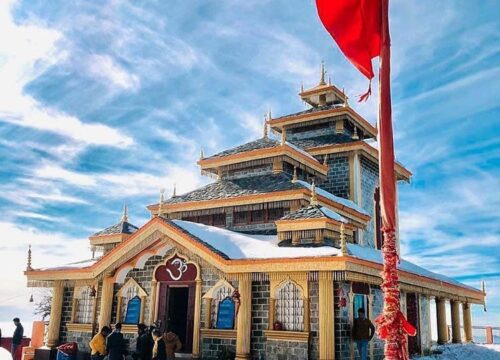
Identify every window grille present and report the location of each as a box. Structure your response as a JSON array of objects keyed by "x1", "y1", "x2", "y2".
[
  {"x1": 76, "y1": 287, "x2": 93, "y2": 324},
  {"x1": 121, "y1": 285, "x2": 139, "y2": 321},
  {"x1": 276, "y1": 281, "x2": 304, "y2": 331},
  {"x1": 234, "y1": 211, "x2": 247, "y2": 225},
  {"x1": 211, "y1": 286, "x2": 233, "y2": 328}
]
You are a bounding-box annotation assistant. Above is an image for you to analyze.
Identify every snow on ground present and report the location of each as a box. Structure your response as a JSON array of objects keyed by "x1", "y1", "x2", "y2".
[
  {"x1": 414, "y1": 343, "x2": 500, "y2": 359},
  {"x1": 0, "y1": 348, "x2": 11, "y2": 360}
]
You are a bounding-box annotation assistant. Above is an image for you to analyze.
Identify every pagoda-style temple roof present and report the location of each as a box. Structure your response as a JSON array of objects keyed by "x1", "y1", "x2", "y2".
[
  {"x1": 91, "y1": 221, "x2": 139, "y2": 237},
  {"x1": 204, "y1": 137, "x2": 280, "y2": 159},
  {"x1": 89, "y1": 207, "x2": 138, "y2": 247},
  {"x1": 280, "y1": 204, "x2": 347, "y2": 222}
]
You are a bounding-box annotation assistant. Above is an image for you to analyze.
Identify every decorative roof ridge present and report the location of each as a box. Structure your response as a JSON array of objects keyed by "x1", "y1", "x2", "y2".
[{"x1": 90, "y1": 219, "x2": 139, "y2": 238}]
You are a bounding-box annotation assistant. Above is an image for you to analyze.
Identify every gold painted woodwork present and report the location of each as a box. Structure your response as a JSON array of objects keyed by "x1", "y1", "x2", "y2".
[
  {"x1": 450, "y1": 300, "x2": 461, "y2": 344},
  {"x1": 89, "y1": 233, "x2": 130, "y2": 246},
  {"x1": 235, "y1": 273, "x2": 252, "y2": 360},
  {"x1": 148, "y1": 280, "x2": 158, "y2": 325},
  {"x1": 201, "y1": 329, "x2": 237, "y2": 339},
  {"x1": 264, "y1": 330, "x2": 310, "y2": 342},
  {"x1": 319, "y1": 272, "x2": 335, "y2": 360},
  {"x1": 66, "y1": 323, "x2": 93, "y2": 333},
  {"x1": 203, "y1": 298, "x2": 212, "y2": 329},
  {"x1": 47, "y1": 281, "x2": 64, "y2": 348},
  {"x1": 98, "y1": 277, "x2": 114, "y2": 330},
  {"x1": 436, "y1": 298, "x2": 448, "y2": 345},
  {"x1": 268, "y1": 298, "x2": 276, "y2": 331},
  {"x1": 192, "y1": 279, "x2": 202, "y2": 359},
  {"x1": 335, "y1": 119, "x2": 344, "y2": 134}
]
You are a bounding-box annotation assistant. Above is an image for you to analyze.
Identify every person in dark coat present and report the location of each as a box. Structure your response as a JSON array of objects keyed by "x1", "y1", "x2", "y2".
[
  {"x1": 151, "y1": 330, "x2": 166, "y2": 360},
  {"x1": 135, "y1": 323, "x2": 153, "y2": 360},
  {"x1": 352, "y1": 308, "x2": 375, "y2": 360},
  {"x1": 11, "y1": 318, "x2": 24, "y2": 360},
  {"x1": 106, "y1": 323, "x2": 128, "y2": 360}
]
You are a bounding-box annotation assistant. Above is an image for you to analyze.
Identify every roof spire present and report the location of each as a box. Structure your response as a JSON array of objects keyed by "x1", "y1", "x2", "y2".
[
  {"x1": 292, "y1": 166, "x2": 298, "y2": 183},
  {"x1": 319, "y1": 61, "x2": 326, "y2": 85},
  {"x1": 172, "y1": 183, "x2": 177, "y2": 197},
  {"x1": 340, "y1": 223, "x2": 348, "y2": 256},
  {"x1": 352, "y1": 126, "x2": 359, "y2": 140},
  {"x1": 199, "y1": 147, "x2": 204, "y2": 160},
  {"x1": 263, "y1": 114, "x2": 268, "y2": 138},
  {"x1": 323, "y1": 153, "x2": 329, "y2": 166},
  {"x1": 328, "y1": 75, "x2": 332, "y2": 86},
  {"x1": 121, "y1": 204, "x2": 128, "y2": 222},
  {"x1": 300, "y1": 83, "x2": 304, "y2": 93},
  {"x1": 26, "y1": 244, "x2": 33, "y2": 271},
  {"x1": 310, "y1": 180, "x2": 318, "y2": 205},
  {"x1": 482, "y1": 280, "x2": 487, "y2": 311},
  {"x1": 343, "y1": 87, "x2": 349, "y2": 107},
  {"x1": 158, "y1": 188, "x2": 165, "y2": 216}
]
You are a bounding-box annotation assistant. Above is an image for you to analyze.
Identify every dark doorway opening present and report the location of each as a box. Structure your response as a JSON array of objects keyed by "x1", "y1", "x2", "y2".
[
  {"x1": 167, "y1": 287, "x2": 189, "y2": 346},
  {"x1": 406, "y1": 292, "x2": 421, "y2": 355}
]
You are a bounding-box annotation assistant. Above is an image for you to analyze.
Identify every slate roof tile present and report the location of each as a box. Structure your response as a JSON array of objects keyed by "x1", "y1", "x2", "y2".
[{"x1": 91, "y1": 221, "x2": 139, "y2": 237}]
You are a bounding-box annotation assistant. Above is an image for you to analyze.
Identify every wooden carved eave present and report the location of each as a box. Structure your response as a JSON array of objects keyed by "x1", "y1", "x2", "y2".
[
  {"x1": 306, "y1": 141, "x2": 412, "y2": 181},
  {"x1": 24, "y1": 217, "x2": 484, "y2": 303},
  {"x1": 299, "y1": 83, "x2": 344, "y2": 98},
  {"x1": 268, "y1": 107, "x2": 377, "y2": 138},
  {"x1": 198, "y1": 145, "x2": 328, "y2": 176},
  {"x1": 275, "y1": 218, "x2": 355, "y2": 233},
  {"x1": 89, "y1": 233, "x2": 129, "y2": 245}
]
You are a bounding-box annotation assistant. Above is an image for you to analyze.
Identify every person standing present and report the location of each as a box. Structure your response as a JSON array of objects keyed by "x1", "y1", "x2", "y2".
[
  {"x1": 352, "y1": 308, "x2": 375, "y2": 360},
  {"x1": 11, "y1": 318, "x2": 24, "y2": 360},
  {"x1": 89, "y1": 326, "x2": 111, "y2": 360},
  {"x1": 151, "y1": 330, "x2": 166, "y2": 360},
  {"x1": 106, "y1": 323, "x2": 128, "y2": 360},
  {"x1": 135, "y1": 324, "x2": 153, "y2": 360}
]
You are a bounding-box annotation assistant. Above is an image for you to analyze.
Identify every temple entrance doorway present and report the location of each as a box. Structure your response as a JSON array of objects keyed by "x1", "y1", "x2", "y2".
[{"x1": 154, "y1": 254, "x2": 199, "y2": 355}]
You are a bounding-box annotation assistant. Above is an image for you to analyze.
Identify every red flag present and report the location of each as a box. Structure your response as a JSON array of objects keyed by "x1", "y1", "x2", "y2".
[
  {"x1": 315, "y1": 1, "x2": 412, "y2": 359},
  {"x1": 316, "y1": 0, "x2": 381, "y2": 80}
]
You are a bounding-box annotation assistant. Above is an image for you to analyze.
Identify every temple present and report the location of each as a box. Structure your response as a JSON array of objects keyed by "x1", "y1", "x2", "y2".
[{"x1": 25, "y1": 65, "x2": 485, "y2": 360}]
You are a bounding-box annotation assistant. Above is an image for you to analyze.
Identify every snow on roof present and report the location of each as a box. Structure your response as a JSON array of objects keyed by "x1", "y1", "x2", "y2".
[
  {"x1": 296, "y1": 180, "x2": 370, "y2": 216},
  {"x1": 284, "y1": 141, "x2": 319, "y2": 162},
  {"x1": 319, "y1": 206, "x2": 348, "y2": 222},
  {"x1": 172, "y1": 220, "x2": 339, "y2": 259},
  {"x1": 39, "y1": 258, "x2": 98, "y2": 271}
]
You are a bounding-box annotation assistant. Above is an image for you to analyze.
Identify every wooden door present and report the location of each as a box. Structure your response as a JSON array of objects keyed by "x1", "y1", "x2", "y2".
[{"x1": 406, "y1": 293, "x2": 421, "y2": 355}]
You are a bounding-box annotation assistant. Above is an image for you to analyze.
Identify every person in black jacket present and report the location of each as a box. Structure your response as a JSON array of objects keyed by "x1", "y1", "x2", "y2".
[
  {"x1": 106, "y1": 323, "x2": 128, "y2": 360},
  {"x1": 11, "y1": 318, "x2": 24, "y2": 360},
  {"x1": 135, "y1": 324, "x2": 153, "y2": 360},
  {"x1": 151, "y1": 330, "x2": 166, "y2": 360}
]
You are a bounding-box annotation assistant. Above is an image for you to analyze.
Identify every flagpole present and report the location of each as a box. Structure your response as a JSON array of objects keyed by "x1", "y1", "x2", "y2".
[{"x1": 377, "y1": 0, "x2": 405, "y2": 359}]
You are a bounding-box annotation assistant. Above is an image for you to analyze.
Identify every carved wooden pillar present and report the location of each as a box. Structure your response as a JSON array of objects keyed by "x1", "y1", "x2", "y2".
[
  {"x1": 436, "y1": 298, "x2": 448, "y2": 345},
  {"x1": 451, "y1": 300, "x2": 461, "y2": 343},
  {"x1": 139, "y1": 296, "x2": 147, "y2": 324},
  {"x1": 319, "y1": 272, "x2": 334, "y2": 360},
  {"x1": 70, "y1": 298, "x2": 78, "y2": 323},
  {"x1": 98, "y1": 276, "x2": 114, "y2": 329},
  {"x1": 235, "y1": 274, "x2": 252, "y2": 360},
  {"x1": 303, "y1": 297, "x2": 310, "y2": 332},
  {"x1": 192, "y1": 279, "x2": 202, "y2": 359},
  {"x1": 116, "y1": 297, "x2": 123, "y2": 323},
  {"x1": 204, "y1": 298, "x2": 212, "y2": 329},
  {"x1": 463, "y1": 303, "x2": 473, "y2": 343},
  {"x1": 268, "y1": 298, "x2": 276, "y2": 330},
  {"x1": 46, "y1": 281, "x2": 64, "y2": 348},
  {"x1": 149, "y1": 280, "x2": 158, "y2": 325}
]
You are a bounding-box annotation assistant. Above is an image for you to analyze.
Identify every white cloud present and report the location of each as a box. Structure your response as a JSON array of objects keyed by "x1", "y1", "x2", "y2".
[{"x1": 87, "y1": 54, "x2": 140, "y2": 91}]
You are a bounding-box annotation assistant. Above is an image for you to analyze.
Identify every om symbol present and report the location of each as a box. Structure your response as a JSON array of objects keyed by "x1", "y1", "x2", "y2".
[{"x1": 166, "y1": 258, "x2": 188, "y2": 281}]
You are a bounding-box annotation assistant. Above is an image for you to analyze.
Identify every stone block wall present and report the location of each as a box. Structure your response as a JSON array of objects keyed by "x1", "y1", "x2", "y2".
[
  {"x1": 334, "y1": 282, "x2": 351, "y2": 360},
  {"x1": 201, "y1": 338, "x2": 236, "y2": 360},
  {"x1": 226, "y1": 165, "x2": 273, "y2": 180},
  {"x1": 285, "y1": 122, "x2": 334, "y2": 141},
  {"x1": 251, "y1": 280, "x2": 269, "y2": 359},
  {"x1": 360, "y1": 156, "x2": 378, "y2": 248},
  {"x1": 370, "y1": 286, "x2": 384, "y2": 360},
  {"x1": 59, "y1": 287, "x2": 74, "y2": 345},
  {"x1": 320, "y1": 154, "x2": 350, "y2": 199},
  {"x1": 266, "y1": 339, "x2": 308, "y2": 360},
  {"x1": 309, "y1": 281, "x2": 319, "y2": 360},
  {"x1": 419, "y1": 294, "x2": 432, "y2": 354},
  {"x1": 65, "y1": 331, "x2": 92, "y2": 353}
]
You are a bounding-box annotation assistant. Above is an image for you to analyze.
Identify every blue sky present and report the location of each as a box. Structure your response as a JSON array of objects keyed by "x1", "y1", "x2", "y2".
[{"x1": 0, "y1": 0, "x2": 498, "y2": 336}]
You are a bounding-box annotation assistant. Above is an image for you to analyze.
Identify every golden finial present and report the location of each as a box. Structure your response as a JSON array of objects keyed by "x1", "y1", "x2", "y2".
[
  {"x1": 158, "y1": 188, "x2": 165, "y2": 216},
  {"x1": 310, "y1": 180, "x2": 318, "y2": 205},
  {"x1": 482, "y1": 280, "x2": 487, "y2": 311},
  {"x1": 199, "y1": 147, "x2": 204, "y2": 160},
  {"x1": 26, "y1": 244, "x2": 33, "y2": 271},
  {"x1": 172, "y1": 183, "x2": 177, "y2": 197},
  {"x1": 319, "y1": 61, "x2": 326, "y2": 85},
  {"x1": 300, "y1": 83, "x2": 304, "y2": 93},
  {"x1": 292, "y1": 166, "x2": 298, "y2": 183},
  {"x1": 352, "y1": 126, "x2": 359, "y2": 140},
  {"x1": 323, "y1": 154, "x2": 329, "y2": 166},
  {"x1": 121, "y1": 204, "x2": 128, "y2": 222},
  {"x1": 263, "y1": 114, "x2": 268, "y2": 139},
  {"x1": 343, "y1": 87, "x2": 349, "y2": 107},
  {"x1": 340, "y1": 223, "x2": 348, "y2": 256},
  {"x1": 328, "y1": 76, "x2": 332, "y2": 86}
]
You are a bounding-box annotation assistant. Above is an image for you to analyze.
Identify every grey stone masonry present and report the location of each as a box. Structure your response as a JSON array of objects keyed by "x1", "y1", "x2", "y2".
[
  {"x1": 251, "y1": 280, "x2": 269, "y2": 359},
  {"x1": 201, "y1": 337, "x2": 236, "y2": 360},
  {"x1": 335, "y1": 282, "x2": 351, "y2": 360},
  {"x1": 319, "y1": 154, "x2": 350, "y2": 199},
  {"x1": 419, "y1": 294, "x2": 432, "y2": 354},
  {"x1": 309, "y1": 281, "x2": 319, "y2": 360},
  {"x1": 370, "y1": 287, "x2": 384, "y2": 360},
  {"x1": 65, "y1": 331, "x2": 92, "y2": 353},
  {"x1": 265, "y1": 339, "x2": 308, "y2": 360},
  {"x1": 59, "y1": 287, "x2": 74, "y2": 345},
  {"x1": 360, "y1": 156, "x2": 379, "y2": 248}
]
